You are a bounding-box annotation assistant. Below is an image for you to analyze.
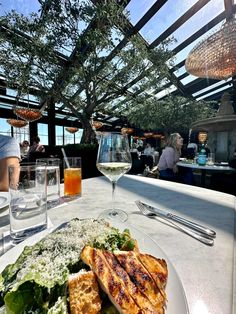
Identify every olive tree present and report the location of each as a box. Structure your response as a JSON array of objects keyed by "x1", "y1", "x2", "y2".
[
  {"x1": 126, "y1": 95, "x2": 217, "y2": 135},
  {"x1": 0, "y1": 0, "x2": 173, "y2": 143}
]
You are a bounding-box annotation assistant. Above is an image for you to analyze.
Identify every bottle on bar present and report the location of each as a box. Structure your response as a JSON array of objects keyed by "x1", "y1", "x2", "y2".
[{"x1": 198, "y1": 143, "x2": 207, "y2": 166}]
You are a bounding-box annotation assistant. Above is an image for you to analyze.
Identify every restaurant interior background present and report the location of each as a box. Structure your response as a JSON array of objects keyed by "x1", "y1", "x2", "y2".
[{"x1": 0, "y1": 0, "x2": 235, "y2": 172}]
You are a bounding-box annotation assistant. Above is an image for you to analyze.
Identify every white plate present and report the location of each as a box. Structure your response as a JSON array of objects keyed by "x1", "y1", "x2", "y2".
[
  {"x1": 0, "y1": 192, "x2": 9, "y2": 212},
  {"x1": 0, "y1": 220, "x2": 189, "y2": 314}
]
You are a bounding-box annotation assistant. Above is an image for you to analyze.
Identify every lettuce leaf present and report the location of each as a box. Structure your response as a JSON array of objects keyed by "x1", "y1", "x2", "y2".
[
  {"x1": 4, "y1": 281, "x2": 68, "y2": 314},
  {"x1": 4, "y1": 282, "x2": 36, "y2": 314},
  {"x1": 47, "y1": 297, "x2": 68, "y2": 314},
  {"x1": 0, "y1": 219, "x2": 130, "y2": 313}
]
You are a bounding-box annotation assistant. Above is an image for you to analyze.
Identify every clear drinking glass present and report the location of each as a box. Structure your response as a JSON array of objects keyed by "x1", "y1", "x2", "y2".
[
  {"x1": 96, "y1": 132, "x2": 132, "y2": 222},
  {"x1": 63, "y1": 157, "x2": 82, "y2": 199},
  {"x1": 36, "y1": 158, "x2": 61, "y2": 208},
  {"x1": 8, "y1": 163, "x2": 48, "y2": 244}
]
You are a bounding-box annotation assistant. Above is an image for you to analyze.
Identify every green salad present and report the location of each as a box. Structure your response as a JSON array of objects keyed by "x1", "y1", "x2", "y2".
[{"x1": 0, "y1": 219, "x2": 135, "y2": 314}]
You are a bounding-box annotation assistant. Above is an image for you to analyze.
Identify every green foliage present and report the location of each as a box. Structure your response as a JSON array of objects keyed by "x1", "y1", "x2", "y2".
[
  {"x1": 127, "y1": 95, "x2": 217, "y2": 134},
  {"x1": 0, "y1": 0, "x2": 174, "y2": 143}
]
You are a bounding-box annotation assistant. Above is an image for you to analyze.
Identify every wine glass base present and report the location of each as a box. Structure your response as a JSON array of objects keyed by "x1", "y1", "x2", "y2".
[{"x1": 98, "y1": 209, "x2": 128, "y2": 223}]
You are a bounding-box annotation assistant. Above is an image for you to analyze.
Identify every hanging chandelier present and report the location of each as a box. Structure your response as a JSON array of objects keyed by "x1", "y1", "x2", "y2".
[
  {"x1": 121, "y1": 127, "x2": 134, "y2": 135},
  {"x1": 65, "y1": 127, "x2": 78, "y2": 134},
  {"x1": 185, "y1": 18, "x2": 236, "y2": 80},
  {"x1": 144, "y1": 132, "x2": 153, "y2": 138},
  {"x1": 152, "y1": 134, "x2": 162, "y2": 139},
  {"x1": 14, "y1": 107, "x2": 42, "y2": 122},
  {"x1": 92, "y1": 120, "x2": 103, "y2": 130},
  {"x1": 7, "y1": 119, "x2": 28, "y2": 128},
  {"x1": 198, "y1": 131, "x2": 207, "y2": 143},
  {"x1": 13, "y1": 90, "x2": 43, "y2": 122}
]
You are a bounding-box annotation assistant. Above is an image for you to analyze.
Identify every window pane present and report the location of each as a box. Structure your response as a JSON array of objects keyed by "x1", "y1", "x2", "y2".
[
  {"x1": 38, "y1": 123, "x2": 48, "y2": 146},
  {"x1": 75, "y1": 129, "x2": 83, "y2": 144},
  {"x1": 0, "y1": 118, "x2": 29, "y2": 144},
  {"x1": 0, "y1": 118, "x2": 12, "y2": 136},
  {"x1": 64, "y1": 131, "x2": 74, "y2": 145},
  {"x1": 56, "y1": 125, "x2": 64, "y2": 146},
  {"x1": 13, "y1": 125, "x2": 30, "y2": 144},
  {"x1": 64, "y1": 128, "x2": 83, "y2": 145}
]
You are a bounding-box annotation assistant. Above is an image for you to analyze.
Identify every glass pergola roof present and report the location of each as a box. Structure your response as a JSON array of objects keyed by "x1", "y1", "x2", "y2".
[{"x1": 0, "y1": 0, "x2": 235, "y2": 126}]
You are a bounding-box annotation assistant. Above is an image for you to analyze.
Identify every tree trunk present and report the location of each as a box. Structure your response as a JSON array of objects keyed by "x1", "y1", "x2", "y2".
[{"x1": 80, "y1": 113, "x2": 97, "y2": 144}]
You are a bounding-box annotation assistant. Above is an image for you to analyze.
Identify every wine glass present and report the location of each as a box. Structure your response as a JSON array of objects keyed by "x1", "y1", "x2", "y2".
[{"x1": 96, "y1": 132, "x2": 132, "y2": 222}]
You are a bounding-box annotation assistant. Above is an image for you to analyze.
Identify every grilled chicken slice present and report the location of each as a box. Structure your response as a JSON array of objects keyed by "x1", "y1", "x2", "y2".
[
  {"x1": 68, "y1": 270, "x2": 102, "y2": 314},
  {"x1": 114, "y1": 251, "x2": 165, "y2": 311},
  {"x1": 138, "y1": 254, "x2": 168, "y2": 297},
  {"x1": 102, "y1": 250, "x2": 161, "y2": 314},
  {"x1": 81, "y1": 246, "x2": 142, "y2": 314}
]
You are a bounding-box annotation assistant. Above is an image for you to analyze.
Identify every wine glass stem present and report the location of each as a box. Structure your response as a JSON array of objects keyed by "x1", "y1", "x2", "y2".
[{"x1": 112, "y1": 181, "x2": 116, "y2": 212}]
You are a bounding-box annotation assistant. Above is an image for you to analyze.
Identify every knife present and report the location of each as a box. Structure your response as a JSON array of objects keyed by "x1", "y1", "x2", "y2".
[{"x1": 136, "y1": 200, "x2": 216, "y2": 238}]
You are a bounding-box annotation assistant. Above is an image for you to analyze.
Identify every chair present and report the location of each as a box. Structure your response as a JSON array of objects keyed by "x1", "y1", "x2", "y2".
[
  {"x1": 28, "y1": 151, "x2": 48, "y2": 162},
  {"x1": 129, "y1": 152, "x2": 145, "y2": 174},
  {"x1": 210, "y1": 172, "x2": 236, "y2": 196}
]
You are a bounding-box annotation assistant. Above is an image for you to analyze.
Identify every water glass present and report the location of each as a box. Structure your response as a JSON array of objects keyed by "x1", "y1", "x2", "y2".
[
  {"x1": 9, "y1": 163, "x2": 48, "y2": 244},
  {"x1": 63, "y1": 157, "x2": 82, "y2": 198},
  {"x1": 207, "y1": 153, "x2": 215, "y2": 165},
  {"x1": 36, "y1": 158, "x2": 61, "y2": 208}
]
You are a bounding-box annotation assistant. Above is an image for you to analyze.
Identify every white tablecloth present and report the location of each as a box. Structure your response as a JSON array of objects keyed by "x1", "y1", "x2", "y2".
[{"x1": 1, "y1": 175, "x2": 235, "y2": 314}]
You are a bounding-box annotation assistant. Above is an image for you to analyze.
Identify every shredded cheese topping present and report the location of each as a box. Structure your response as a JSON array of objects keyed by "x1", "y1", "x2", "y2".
[{"x1": 11, "y1": 219, "x2": 114, "y2": 290}]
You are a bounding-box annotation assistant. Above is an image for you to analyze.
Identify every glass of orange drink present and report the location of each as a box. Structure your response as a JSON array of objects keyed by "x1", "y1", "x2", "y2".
[{"x1": 63, "y1": 157, "x2": 82, "y2": 198}]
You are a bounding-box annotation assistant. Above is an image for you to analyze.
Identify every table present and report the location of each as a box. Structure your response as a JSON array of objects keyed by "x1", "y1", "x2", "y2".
[
  {"x1": 177, "y1": 161, "x2": 236, "y2": 187},
  {"x1": 0, "y1": 175, "x2": 235, "y2": 314}
]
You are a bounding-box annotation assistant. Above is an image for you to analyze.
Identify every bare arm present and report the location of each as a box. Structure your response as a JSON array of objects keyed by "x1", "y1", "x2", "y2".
[{"x1": 0, "y1": 157, "x2": 20, "y2": 191}]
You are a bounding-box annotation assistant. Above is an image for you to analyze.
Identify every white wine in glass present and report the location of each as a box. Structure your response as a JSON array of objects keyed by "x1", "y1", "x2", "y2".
[{"x1": 96, "y1": 132, "x2": 132, "y2": 222}]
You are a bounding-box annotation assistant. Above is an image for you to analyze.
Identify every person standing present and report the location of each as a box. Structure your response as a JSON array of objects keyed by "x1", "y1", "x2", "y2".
[{"x1": 0, "y1": 134, "x2": 21, "y2": 191}]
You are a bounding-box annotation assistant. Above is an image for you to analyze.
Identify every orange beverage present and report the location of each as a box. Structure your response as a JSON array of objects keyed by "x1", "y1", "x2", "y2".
[{"x1": 64, "y1": 168, "x2": 82, "y2": 197}]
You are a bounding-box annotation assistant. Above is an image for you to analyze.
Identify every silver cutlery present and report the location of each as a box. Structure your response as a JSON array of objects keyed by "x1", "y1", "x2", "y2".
[
  {"x1": 136, "y1": 200, "x2": 216, "y2": 238},
  {"x1": 136, "y1": 200, "x2": 214, "y2": 246}
]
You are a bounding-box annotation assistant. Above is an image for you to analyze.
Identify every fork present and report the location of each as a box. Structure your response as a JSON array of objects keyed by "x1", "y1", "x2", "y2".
[{"x1": 138, "y1": 202, "x2": 214, "y2": 246}]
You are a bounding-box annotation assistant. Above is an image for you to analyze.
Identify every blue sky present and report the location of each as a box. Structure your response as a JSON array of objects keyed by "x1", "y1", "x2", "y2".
[
  {"x1": 0, "y1": 1, "x2": 229, "y2": 95},
  {"x1": 0, "y1": 0, "x2": 224, "y2": 67},
  {"x1": 0, "y1": 0, "x2": 40, "y2": 16}
]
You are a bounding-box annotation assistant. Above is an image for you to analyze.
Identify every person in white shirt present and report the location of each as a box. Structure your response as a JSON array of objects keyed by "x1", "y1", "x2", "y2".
[
  {"x1": 0, "y1": 134, "x2": 21, "y2": 191},
  {"x1": 144, "y1": 143, "x2": 154, "y2": 156},
  {"x1": 20, "y1": 140, "x2": 30, "y2": 158}
]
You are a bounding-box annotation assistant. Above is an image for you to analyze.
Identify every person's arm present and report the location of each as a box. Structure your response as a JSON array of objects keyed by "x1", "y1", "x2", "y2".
[
  {"x1": 37, "y1": 144, "x2": 45, "y2": 153},
  {"x1": 0, "y1": 157, "x2": 20, "y2": 191}
]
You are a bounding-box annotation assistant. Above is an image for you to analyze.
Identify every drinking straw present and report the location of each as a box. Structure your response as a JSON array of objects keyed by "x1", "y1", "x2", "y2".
[{"x1": 61, "y1": 148, "x2": 70, "y2": 168}]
